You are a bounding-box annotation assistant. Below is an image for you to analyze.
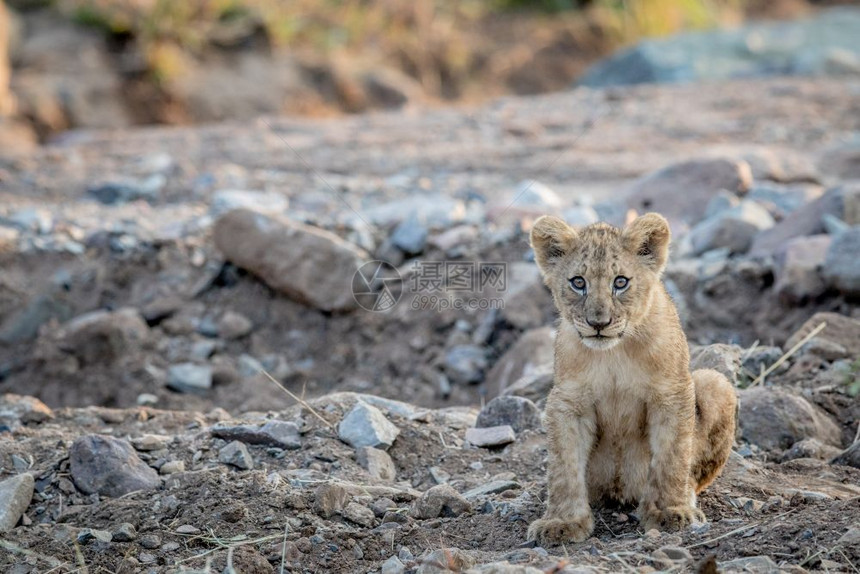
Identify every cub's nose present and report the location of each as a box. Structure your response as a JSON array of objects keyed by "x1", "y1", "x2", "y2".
[{"x1": 586, "y1": 317, "x2": 612, "y2": 330}]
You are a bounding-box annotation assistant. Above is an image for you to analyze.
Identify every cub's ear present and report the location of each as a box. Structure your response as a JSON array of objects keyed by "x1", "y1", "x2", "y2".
[
  {"x1": 530, "y1": 215, "x2": 577, "y2": 274},
  {"x1": 623, "y1": 212, "x2": 671, "y2": 274}
]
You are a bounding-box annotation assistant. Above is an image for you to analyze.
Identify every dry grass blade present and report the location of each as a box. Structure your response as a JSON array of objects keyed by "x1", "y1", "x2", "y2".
[
  {"x1": 749, "y1": 322, "x2": 827, "y2": 388},
  {"x1": 257, "y1": 367, "x2": 334, "y2": 429}
]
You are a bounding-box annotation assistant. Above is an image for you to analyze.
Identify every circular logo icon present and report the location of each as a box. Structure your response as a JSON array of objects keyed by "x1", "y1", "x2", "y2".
[{"x1": 352, "y1": 260, "x2": 403, "y2": 312}]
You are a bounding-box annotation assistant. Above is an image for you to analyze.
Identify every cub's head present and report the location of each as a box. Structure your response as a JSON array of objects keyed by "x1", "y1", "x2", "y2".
[{"x1": 530, "y1": 213, "x2": 671, "y2": 351}]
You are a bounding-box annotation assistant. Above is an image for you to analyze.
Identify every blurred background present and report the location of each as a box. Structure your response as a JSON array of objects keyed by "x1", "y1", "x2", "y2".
[{"x1": 0, "y1": 0, "x2": 855, "y2": 149}]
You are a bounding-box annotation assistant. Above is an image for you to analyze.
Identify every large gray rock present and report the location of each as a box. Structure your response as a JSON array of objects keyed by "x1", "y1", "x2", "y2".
[
  {"x1": 738, "y1": 387, "x2": 842, "y2": 452},
  {"x1": 338, "y1": 401, "x2": 400, "y2": 450},
  {"x1": 0, "y1": 473, "x2": 34, "y2": 533},
  {"x1": 485, "y1": 326, "x2": 554, "y2": 398},
  {"x1": 56, "y1": 308, "x2": 150, "y2": 366},
  {"x1": 687, "y1": 201, "x2": 774, "y2": 255},
  {"x1": 214, "y1": 209, "x2": 368, "y2": 312},
  {"x1": 750, "y1": 186, "x2": 848, "y2": 255},
  {"x1": 774, "y1": 235, "x2": 831, "y2": 303},
  {"x1": 69, "y1": 435, "x2": 160, "y2": 497},
  {"x1": 822, "y1": 226, "x2": 860, "y2": 295},
  {"x1": 167, "y1": 363, "x2": 213, "y2": 394},
  {"x1": 690, "y1": 344, "x2": 743, "y2": 385},
  {"x1": 579, "y1": 8, "x2": 860, "y2": 88},
  {"x1": 476, "y1": 396, "x2": 541, "y2": 433},
  {"x1": 785, "y1": 312, "x2": 860, "y2": 359},
  {"x1": 356, "y1": 446, "x2": 396, "y2": 481},
  {"x1": 625, "y1": 158, "x2": 752, "y2": 224}
]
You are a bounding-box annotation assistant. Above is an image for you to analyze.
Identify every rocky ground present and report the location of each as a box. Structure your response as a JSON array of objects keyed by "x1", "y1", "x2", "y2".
[{"x1": 0, "y1": 76, "x2": 859, "y2": 572}]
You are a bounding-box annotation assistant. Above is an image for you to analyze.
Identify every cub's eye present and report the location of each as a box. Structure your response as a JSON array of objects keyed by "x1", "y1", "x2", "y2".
[
  {"x1": 613, "y1": 276, "x2": 629, "y2": 291},
  {"x1": 569, "y1": 276, "x2": 586, "y2": 292}
]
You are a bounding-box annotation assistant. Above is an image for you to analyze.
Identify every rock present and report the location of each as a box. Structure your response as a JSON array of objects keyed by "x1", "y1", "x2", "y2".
[
  {"x1": 131, "y1": 435, "x2": 169, "y2": 451},
  {"x1": 687, "y1": 201, "x2": 774, "y2": 255},
  {"x1": 139, "y1": 534, "x2": 161, "y2": 549},
  {"x1": 0, "y1": 473, "x2": 34, "y2": 533},
  {"x1": 822, "y1": 226, "x2": 860, "y2": 295},
  {"x1": 361, "y1": 195, "x2": 467, "y2": 229},
  {"x1": 498, "y1": 262, "x2": 549, "y2": 330},
  {"x1": 338, "y1": 401, "x2": 400, "y2": 450},
  {"x1": 503, "y1": 368, "x2": 554, "y2": 405},
  {"x1": 832, "y1": 441, "x2": 860, "y2": 469},
  {"x1": 742, "y1": 148, "x2": 820, "y2": 185},
  {"x1": 217, "y1": 311, "x2": 253, "y2": 339},
  {"x1": 514, "y1": 180, "x2": 563, "y2": 209},
  {"x1": 410, "y1": 484, "x2": 471, "y2": 519},
  {"x1": 462, "y1": 480, "x2": 520, "y2": 499},
  {"x1": 314, "y1": 483, "x2": 350, "y2": 518},
  {"x1": 838, "y1": 526, "x2": 860, "y2": 546},
  {"x1": 738, "y1": 387, "x2": 842, "y2": 452},
  {"x1": 390, "y1": 214, "x2": 428, "y2": 255},
  {"x1": 210, "y1": 189, "x2": 288, "y2": 216},
  {"x1": 57, "y1": 308, "x2": 150, "y2": 365},
  {"x1": 429, "y1": 225, "x2": 479, "y2": 253},
  {"x1": 485, "y1": 326, "x2": 554, "y2": 398},
  {"x1": 0, "y1": 394, "x2": 53, "y2": 430},
  {"x1": 69, "y1": 435, "x2": 160, "y2": 497},
  {"x1": 88, "y1": 174, "x2": 165, "y2": 205},
  {"x1": 167, "y1": 363, "x2": 213, "y2": 394},
  {"x1": 578, "y1": 8, "x2": 860, "y2": 88},
  {"x1": 562, "y1": 205, "x2": 600, "y2": 227},
  {"x1": 77, "y1": 528, "x2": 112, "y2": 544},
  {"x1": 750, "y1": 186, "x2": 847, "y2": 255},
  {"x1": 819, "y1": 142, "x2": 860, "y2": 181},
  {"x1": 783, "y1": 438, "x2": 843, "y2": 462},
  {"x1": 476, "y1": 396, "x2": 541, "y2": 433},
  {"x1": 741, "y1": 346, "x2": 786, "y2": 381},
  {"x1": 214, "y1": 209, "x2": 368, "y2": 312},
  {"x1": 703, "y1": 190, "x2": 740, "y2": 219},
  {"x1": 690, "y1": 344, "x2": 743, "y2": 385},
  {"x1": 211, "y1": 420, "x2": 301, "y2": 450},
  {"x1": 356, "y1": 446, "x2": 396, "y2": 481},
  {"x1": 416, "y1": 548, "x2": 475, "y2": 573},
  {"x1": 218, "y1": 441, "x2": 254, "y2": 470},
  {"x1": 719, "y1": 555, "x2": 780, "y2": 573},
  {"x1": 748, "y1": 183, "x2": 823, "y2": 216},
  {"x1": 112, "y1": 523, "x2": 137, "y2": 542},
  {"x1": 625, "y1": 158, "x2": 752, "y2": 224},
  {"x1": 159, "y1": 460, "x2": 185, "y2": 475},
  {"x1": 465, "y1": 425, "x2": 516, "y2": 448},
  {"x1": 381, "y1": 555, "x2": 406, "y2": 574},
  {"x1": 774, "y1": 235, "x2": 831, "y2": 303},
  {"x1": 652, "y1": 545, "x2": 693, "y2": 569},
  {"x1": 0, "y1": 291, "x2": 75, "y2": 344},
  {"x1": 342, "y1": 501, "x2": 375, "y2": 527},
  {"x1": 5, "y1": 207, "x2": 53, "y2": 233},
  {"x1": 786, "y1": 312, "x2": 860, "y2": 358},
  {"x1": 443, "y1": 345, "x2": 488, "y2": 385}
]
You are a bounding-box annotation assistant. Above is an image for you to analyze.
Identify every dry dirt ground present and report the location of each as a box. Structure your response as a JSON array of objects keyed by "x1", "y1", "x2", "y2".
[{"x1": 0, "y1": 77, "x2": 859, "y2": 572}]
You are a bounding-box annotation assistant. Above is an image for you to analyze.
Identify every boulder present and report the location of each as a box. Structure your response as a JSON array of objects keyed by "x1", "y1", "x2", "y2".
[
  {"x1": 56, "y1": 308, "x2": 149, "y2": 366},
  {"x1": 218, "y1": 440, "x2": 254, "y2": 470},
  {"x1": 211, "y1": 420, "x2": 302, "y2": 450},
  {"x1": 774, "y1": 235, "x2": 831, "y2": 303},
  {"x1": 786, "y1": 312, "x2": 860, "y2": 359},
  {"x1": 822, "y1": 226, "x2": 860, "y2": 295},
  {"x1": 69, "y1": 435, "x2": 160, "y2": 497},
  {"x1": 476, "y1": 396, "x2": 541, "y2": 433},
  {"x1": 625, "y1": 158, "x2": 752, "y2": 225},
  {"x1": 687, "y1": 200, "x2": 774, "y2": 255},
  {"x1": 750, "y1": 186, "x2": 847, "y2": 256},
  {"x1": 738, "y1": 387, "x2": 842, "y2": 452},
  {"x1": 485, "y1": 326, "x2": 554, "y2": 398},
  {"x1": 356, "y1": 446, "x2": 396, "y2": 481},
  {"x1": 410, "y1": 484, "x2": 470, "y2": 519},
  {"x1": 465, "y1": 425, "x2": 516, "y2": 448},
  {"x1": 214, "y1": 209, "x2": 368, "y2": 312},
  {"x1": 690, "y1": 344, "x2": 743, "y2": 385}
]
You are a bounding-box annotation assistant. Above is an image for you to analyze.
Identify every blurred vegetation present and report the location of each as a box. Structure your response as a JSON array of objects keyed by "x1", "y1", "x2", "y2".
[{"x1": 39, "y1": 0, "x2": 745, "y2": 86}]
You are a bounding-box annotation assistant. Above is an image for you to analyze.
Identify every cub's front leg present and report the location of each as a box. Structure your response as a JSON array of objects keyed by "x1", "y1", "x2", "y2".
[
  {"x1": 639, "y1": 386, "x2": 705, "y2": 531},
  {"x1": 528, "y1": 389, "x2": 596, "y2": 544}
]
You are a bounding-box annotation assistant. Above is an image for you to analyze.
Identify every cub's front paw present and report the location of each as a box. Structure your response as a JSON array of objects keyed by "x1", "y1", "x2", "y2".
[
  {"x1": 527, "y1": 514, "x2": 594, "y2": 545},
  {"x1": 642, "y1": 506, "x2": 705, "y2": 531}
]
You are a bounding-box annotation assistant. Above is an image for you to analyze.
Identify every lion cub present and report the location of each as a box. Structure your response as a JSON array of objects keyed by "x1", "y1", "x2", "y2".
[{"x1": 527, "y1": 213, "x2": 737, "y2": 544}]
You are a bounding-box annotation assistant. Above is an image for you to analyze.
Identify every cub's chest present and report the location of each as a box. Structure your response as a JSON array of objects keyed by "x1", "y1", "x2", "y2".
[{"x1": 582, "y1": 353, "x2": 651, "y2": 439}]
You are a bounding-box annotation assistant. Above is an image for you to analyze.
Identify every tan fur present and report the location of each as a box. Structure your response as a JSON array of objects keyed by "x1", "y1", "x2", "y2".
[{"x1": 527, "y1": 213, "x2": 737, "y2": 545}]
